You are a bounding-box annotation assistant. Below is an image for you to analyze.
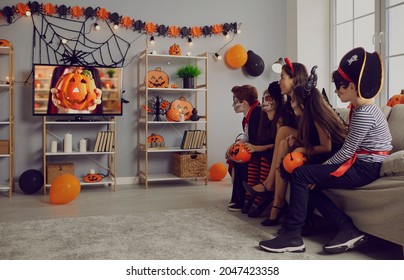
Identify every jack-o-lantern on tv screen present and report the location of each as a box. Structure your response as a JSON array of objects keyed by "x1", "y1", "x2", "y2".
[{"x1": 32, "y1": 64, "x2": 124, "y2": 116}]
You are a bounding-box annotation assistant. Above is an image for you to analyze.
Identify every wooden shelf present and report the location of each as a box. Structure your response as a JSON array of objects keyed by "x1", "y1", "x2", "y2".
[
  {"x1": 0, "y1": 44, "x2": 14, "y2": 198},
  {"x1": 137, "y1": 49, "x2": 208, "y2": 189}
]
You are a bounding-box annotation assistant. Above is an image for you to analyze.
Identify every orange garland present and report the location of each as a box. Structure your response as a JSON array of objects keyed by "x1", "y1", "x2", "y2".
[{"x1": 0, "y1": 2, "x2": 239, "y2": 39}]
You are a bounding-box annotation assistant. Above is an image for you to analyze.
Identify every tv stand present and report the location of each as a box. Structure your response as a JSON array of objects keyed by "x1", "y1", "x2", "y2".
[{"x1": 55, "y1": 116, "x2": 101, "y2": 122}]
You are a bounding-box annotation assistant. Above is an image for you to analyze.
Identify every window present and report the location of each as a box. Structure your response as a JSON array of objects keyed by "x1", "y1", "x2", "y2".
[{"x1": 331, "y1": 0, "x2": 404, "y2": 107}]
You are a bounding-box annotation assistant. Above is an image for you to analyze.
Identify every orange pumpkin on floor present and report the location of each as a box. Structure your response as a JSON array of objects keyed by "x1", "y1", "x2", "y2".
[
  {"x1": 386, "y1": 90, "x2": 404, "y2": 107},
  {"x1": 55, "y1": 69, "x2": 99, "y2": 111},
  {"x1": 169, "y1": 43, "x2": 181, "y2": 55},
  {"x1": 165, "y1": 96, "x2": 193, "y2": 121},
  {"x1": 145, "y1": 67, "x2": 169, "y2": 88}
]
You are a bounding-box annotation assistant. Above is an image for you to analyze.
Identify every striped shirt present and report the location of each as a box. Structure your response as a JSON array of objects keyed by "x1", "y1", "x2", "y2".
[{"x1": 324, "y1": 104, "x2": 392, "y2": 165}]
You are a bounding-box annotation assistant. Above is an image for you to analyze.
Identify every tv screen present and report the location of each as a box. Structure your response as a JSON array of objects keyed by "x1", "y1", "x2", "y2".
[{"x1": 33, "y1": 64, "x2": 123, "y2": 116}]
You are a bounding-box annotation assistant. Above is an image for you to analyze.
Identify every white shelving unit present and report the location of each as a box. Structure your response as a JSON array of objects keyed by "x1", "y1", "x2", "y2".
[
  {"x1": 42, "y1": 117, "x2": 117, "y2": 194},
  {"x1": 137, "y1": 50, "x2": 208, "y2": 189},
  {"x1": 0, "y1": 45, "x2": 14, "y2": 197}
]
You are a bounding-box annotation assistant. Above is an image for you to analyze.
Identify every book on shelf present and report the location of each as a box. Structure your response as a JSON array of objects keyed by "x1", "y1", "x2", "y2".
[
  {"x1": 180, "y1": 130, "x2": 205, "y2": 149},
  {"x1": 93, "y1": 131, "x2": 102, "y2": 152},
  {"x1": 93, "y1": 131, "x2": 114, "y2": 152}
]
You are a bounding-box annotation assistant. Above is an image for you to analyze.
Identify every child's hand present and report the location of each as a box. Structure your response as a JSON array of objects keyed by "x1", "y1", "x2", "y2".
[
  {"x1": 87, "y1": 88, "x2": 102, "y2": 111},
  {"x1": 286, "y1": 135, "x2": 296, "y2": 147},
  {"x1": 244, "y1": 143, "x2": 255, "y2": 153}
]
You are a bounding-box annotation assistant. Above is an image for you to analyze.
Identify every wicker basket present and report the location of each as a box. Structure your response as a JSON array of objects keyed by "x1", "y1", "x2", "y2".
[{"x1": 172, "y1": 152, "x2": 207, "y2": 178}]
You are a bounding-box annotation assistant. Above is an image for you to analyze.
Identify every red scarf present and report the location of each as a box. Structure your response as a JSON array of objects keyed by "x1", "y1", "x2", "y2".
[
  {"x1": 242, "y1": 100, "x2": 259, "y2": 128},
  {"x1": 330, "y1": 106, "x2": 389, "y2": 177}
]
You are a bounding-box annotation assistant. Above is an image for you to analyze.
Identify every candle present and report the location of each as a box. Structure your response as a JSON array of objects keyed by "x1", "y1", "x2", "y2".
[
  {"x1": 64, "y1": 132, "x2": 72, "y2": 153},
  {"x1": 50, "y1": 141, "x2": 57, "y2": 153},
  {"x1": 79, "y1": 139, "x2": 87, "y2": 152}
]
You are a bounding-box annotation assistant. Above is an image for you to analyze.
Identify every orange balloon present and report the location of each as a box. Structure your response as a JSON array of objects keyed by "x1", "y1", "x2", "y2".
[
  {"x1": 49, "y1": 174, "x2": 81, "y2": 204},
  {"x1": 209, "y1": 163, "x2": 227, "y2": 181},
  {"x1": 283, "y1": 152, "x2": 307, "y2": 173},
  {"x1": 225, "y1": 44, "x2": 248, "y2": 68}
]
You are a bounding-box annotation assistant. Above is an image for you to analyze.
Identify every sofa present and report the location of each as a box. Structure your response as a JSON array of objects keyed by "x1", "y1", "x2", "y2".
[{"x1": 324, "y1": 104, "x2": 404, "y2": 255}]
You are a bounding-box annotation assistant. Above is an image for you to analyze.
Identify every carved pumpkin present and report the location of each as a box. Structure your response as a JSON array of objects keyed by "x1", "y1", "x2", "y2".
[
  {"x1": 146, "y1": 67, "x2": 169, "y2": 88},
  {"x1": 102, "y1": 80, "x2": 113, "y2": 89},
  {"x1": 283, "y1": 152, "x2": 307, "y2": 173},
  {"x1": 165, "y1": 96, "x2": 193, "y2": 121},
  {"x1": 229, "y1": 141, "x2": 251, "y2": 163},
  {"x1": 147, "y1": 133, "x2": 164, "y2": 143},
  {"x1": 386, "y1": 90, "x2": 404, "y2": 107},
  {"x1": 169, "y1": 44, "x2": 181, "y2": 56},
  {"x1": 0, "y1": 39, "x2": 10, "y2": 47},
  {"x1": 83, "y1": 173, "x2": 103, "y2": 183},
  {"x1": 55, "y1": 70, "x2": 99, "y2": 111}
]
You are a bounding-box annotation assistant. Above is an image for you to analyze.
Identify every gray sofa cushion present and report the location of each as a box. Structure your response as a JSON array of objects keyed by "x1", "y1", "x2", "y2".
[
  {"x1": 380, "y1": 151, "x2": 404, "y2": 176},
  {"x1": 388, "y1": 104, "x2": 404, "y2": 153}
]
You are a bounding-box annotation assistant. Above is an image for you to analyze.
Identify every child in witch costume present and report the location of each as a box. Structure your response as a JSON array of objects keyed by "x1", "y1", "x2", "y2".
[{"x1": 259, "y1": 47, "x2": 392, "y2": 254}]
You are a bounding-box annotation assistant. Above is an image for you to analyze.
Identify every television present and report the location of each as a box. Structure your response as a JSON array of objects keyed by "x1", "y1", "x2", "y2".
[{"x1": 33, "y1": 64, "x2": 123, "y2": 118}]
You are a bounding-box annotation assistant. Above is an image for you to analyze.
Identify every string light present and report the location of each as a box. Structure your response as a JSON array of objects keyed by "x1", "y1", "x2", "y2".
[
  {"x1": 25, "y1": 10, "x2": 31, "y2": 16},
  {"x1": 187, "y1": 37, "x2": 193, "y2": 46},
  {"x1": 271, "y1": 57, "x2": 284, "y2": 73},
  {"x1": 214, "y1": 53, "x2": 222, "y2": 60},
  {"x1": 61, "y1": 38, "x2": 68, "y2": 44},
  {"x1": 94, "y1": 23, "x2": 100, "y2": 31},
  {"x1": 113, "y1": 23, "x2": 119, "y2": 30},
  {"x1": 150, "y1": 36, "x2": 155, "y2": 45}
]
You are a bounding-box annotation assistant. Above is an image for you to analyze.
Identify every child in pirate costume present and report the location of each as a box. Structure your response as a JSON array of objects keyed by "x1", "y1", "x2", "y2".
[{"x1": 259, "y1": 47, "x2": 392, "y2": 254}]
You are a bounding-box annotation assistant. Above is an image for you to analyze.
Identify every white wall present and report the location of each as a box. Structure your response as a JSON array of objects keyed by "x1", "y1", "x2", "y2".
[
  {"x1": 287, "y1": 0, "x2": 331, "y2": 97},
  {"x1": 0, "y1": 0, "x2": 288, "y2": 182}
]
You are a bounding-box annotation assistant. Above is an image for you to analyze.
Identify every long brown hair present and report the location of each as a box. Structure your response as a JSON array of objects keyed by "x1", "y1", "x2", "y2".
[{"x1": 293, "y1": 85, "x2": 347, "y2": 155}]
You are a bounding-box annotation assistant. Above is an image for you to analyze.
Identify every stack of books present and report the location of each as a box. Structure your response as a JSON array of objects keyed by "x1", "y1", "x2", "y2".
[
  {"x1": 180, "y1": 130, "x2": 206, "y2": 149},
  {"x1": 93, "y1": 131, "x2": 115, "y2": 152}
]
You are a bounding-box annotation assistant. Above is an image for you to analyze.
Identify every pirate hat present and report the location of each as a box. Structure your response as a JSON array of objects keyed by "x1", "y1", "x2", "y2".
[{"x1": 337, "y1": 47, "x2": 383, "y2": 99}]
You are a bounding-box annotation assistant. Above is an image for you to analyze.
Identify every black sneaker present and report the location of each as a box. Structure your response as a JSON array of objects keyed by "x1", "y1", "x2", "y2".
[
  {"x1": 248, "y1": 197, "x2": 272, "y2": 218},
  {"x1": 323, "y1": 229, "x2": 368, "y2": 254},
  {"x1": 241, "y1": 196, "x2": 255, "y2": 214},
  {"x1": 228, "y1": 204, "x2": 242, "y2": 212},
  {"x1": 259, "y1": 235, "x2": 305, "y2": 253}
]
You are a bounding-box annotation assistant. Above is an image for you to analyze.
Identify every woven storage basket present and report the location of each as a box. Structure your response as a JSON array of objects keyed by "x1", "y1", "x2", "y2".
[{"x1": 172, "y1": 152, "x2": 207, "y2": 178}]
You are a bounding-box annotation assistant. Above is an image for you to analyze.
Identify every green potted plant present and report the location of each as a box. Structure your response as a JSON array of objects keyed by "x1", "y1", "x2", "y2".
[
  {"x1": 106, "y1": 69, "x2": 116, "y2": 78},
  {"x1": 175, "y1": 64, "x2": 202, "y2": 88}
]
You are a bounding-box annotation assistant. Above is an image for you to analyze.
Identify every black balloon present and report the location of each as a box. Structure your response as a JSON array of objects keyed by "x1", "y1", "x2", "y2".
[
  {"x1": 19, "y1": 169, "x2": 44, "y2": 194},
  {"x1": 244, "y1": 50, "x2": 265, "y2": 77}
]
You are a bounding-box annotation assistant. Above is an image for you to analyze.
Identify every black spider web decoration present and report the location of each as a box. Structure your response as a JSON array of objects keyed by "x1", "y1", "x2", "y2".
[{"x1": 31, "y1": 14, "x2": 131, "y2": 67}]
